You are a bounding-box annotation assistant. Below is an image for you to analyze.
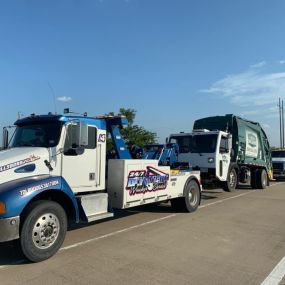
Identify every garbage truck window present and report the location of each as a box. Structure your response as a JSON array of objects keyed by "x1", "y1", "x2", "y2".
[{"x1": 170, "y1": 134, "x2": 218, "y2": 153}]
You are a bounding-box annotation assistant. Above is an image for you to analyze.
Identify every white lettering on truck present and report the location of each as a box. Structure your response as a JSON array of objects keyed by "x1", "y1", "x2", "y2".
[
  {"x1": 0, "y1": 155, "x2": 40, "y2": 173},
  {"x1": 19, "y1": 180, "x2": 60, "y2": 196}
]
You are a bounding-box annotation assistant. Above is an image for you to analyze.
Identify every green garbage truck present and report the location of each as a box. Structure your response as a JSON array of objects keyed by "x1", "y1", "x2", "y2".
[{"x1": 169, "y1": 114, "x2": 273, "y2": 191}]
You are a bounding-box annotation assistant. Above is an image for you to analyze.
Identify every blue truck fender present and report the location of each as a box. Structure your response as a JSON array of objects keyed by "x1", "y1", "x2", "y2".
[{"x1": 0, "y1": 175, "x2": 80, "y2": 222}]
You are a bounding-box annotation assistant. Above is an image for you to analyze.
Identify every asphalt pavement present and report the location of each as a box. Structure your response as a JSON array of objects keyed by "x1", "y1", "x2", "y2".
[{"x1": 1, "y1": 181, "x2": 285, "y2": 285}]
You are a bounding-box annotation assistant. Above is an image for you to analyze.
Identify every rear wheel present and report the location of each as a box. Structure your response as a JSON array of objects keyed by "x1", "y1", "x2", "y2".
[
  {"x1": 222, "y1": 168, "x2": 238, "y2": 192},
  {"x1": 256, "y1": 169, "x2": 268, "y2": 189},
  {"x1": 171, "y1": 180, "x2": 201, "y2": 212},
  {"x1": 20, "y1": 200, "x2": 67, "y2": 262},
  {"x1": 250, "y1": 169, "x2": 257, "y2": 189}
]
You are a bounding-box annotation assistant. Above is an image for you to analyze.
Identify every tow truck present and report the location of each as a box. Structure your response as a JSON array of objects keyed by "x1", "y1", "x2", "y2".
[{"x1": 0, "y1": 111, "x2": 201, "y2": 262}]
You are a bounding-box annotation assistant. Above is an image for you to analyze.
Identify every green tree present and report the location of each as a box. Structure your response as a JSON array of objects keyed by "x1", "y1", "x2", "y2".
[{"x1": 106, "y1": 108, "x2": 157, "y2": 155}]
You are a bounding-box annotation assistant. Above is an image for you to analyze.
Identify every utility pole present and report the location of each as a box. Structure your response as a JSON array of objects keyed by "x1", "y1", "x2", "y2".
[
  {"x1": 282, "y1": 99, "x2": 285, "y2": 148},
  {"x1": 279, "y1": 98, "x2": 282, "y2": 148},
  {"x1": 278, "y1": 98, "x2": 285, "y2": 148}
]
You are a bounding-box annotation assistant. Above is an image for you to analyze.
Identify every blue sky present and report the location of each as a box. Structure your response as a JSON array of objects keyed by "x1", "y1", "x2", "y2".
[{"x1": 0, "y1": 0, "x2": 285, "y2": 146}]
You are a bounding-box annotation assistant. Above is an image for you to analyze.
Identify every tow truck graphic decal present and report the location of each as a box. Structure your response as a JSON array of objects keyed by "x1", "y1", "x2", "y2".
[{"x1": 126, "y1": 166, "x2": 169, "y2": 195}]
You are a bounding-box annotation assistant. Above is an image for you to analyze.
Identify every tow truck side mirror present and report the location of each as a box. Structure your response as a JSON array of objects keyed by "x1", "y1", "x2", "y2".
[
  {"x1": 73, "y1": 122, "x2": 88, "y2": 156},
  {"x1": 78, "y1": 122, "x2": 88, "y2": 147},
  {"x1": 64, "y1": 122, "x2": 89, "y2": 156}
]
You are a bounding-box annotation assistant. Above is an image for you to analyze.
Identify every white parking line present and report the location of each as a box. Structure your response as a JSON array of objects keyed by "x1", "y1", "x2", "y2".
[
  {"x1": 270, "y1": 182, "x2": 284, "y2": 187},
  {"x1": 0, "y1": 182, "x2": 284, "y2": 271},
  {"x1": 60, "y1": 214, "x2": 177, "y2": 251},
  {"x1": 0, "y1": 259, "x2": 26, "y2": 270},
  {"x1": 200, "y1": 191, "x2": 253, "y2": 209},
  {"x1": 261, "y1": 256, "x2": 285, "y2": 285},
  {"x1": 61, "y1": 190, "x2": 259, "y2": 252},
  {"x1": 199, "y1": 181, "x2": 284, "y2": 209}
]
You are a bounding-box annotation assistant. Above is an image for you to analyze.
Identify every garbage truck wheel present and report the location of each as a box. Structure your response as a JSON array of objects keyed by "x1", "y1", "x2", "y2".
[
  {"x1": 250, "y1": 169, "x2": 257, "y2": 189},
  {"x1": 256, "y1": 169, "x2": 268, "y2": 189},
  {"x1": 222, "y1": 168, "x2": 238, "y2": 192}
]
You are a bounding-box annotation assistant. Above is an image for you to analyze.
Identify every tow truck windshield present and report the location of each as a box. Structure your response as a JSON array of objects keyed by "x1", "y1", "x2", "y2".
[
  {"x1": 11, "y1": 122, "x2": 62, "y2": 148},
  {"x1": 170, "y1": 134, "x2": 218, "y2": 153}
]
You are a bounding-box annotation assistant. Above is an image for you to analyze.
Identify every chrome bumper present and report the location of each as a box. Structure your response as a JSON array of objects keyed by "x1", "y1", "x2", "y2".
[{"x1": 0, "y1": 216, "x2": 20, "y2": 242}]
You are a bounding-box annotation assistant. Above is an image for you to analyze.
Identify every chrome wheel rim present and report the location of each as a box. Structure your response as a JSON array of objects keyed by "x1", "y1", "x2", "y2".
[
  {"x1": 189, "y1": 186, "x2": 198, "y2": 207},
  {"x1": 229, "y1": 170, "x2": 236, "y2": 188},
  {"x1": 32, "y1": 213, "x2": 60, "y2": 249},
  {"x1": 262, "y1": 172, "x2": 267, "y2": 187}
]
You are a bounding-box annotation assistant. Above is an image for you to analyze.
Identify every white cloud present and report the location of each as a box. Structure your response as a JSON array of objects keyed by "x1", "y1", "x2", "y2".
[
  {"x1": 200, "y1": 64, "x2": 285, "y2": 146},
  {"x1": 240, "y1": 109, "x2": 266, "y2": 116},
  {"x1": 57, "y1": 96, "x2": 72, "y2": 102},
  {"x1": 250, "y1": 61, "x2": 266, "y2": 68},
  {"x1": 279, "y1": 60, "x2": 285, "y2": 64},
  {"x1": 201, "y1": 69, "x2": 285, "y2": 107},
  {"x1": 240, "y1": 106, "x2": 278, "y2": 118}
]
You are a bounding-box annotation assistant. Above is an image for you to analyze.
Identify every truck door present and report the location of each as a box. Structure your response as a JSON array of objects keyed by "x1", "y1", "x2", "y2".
[
  {"x1": 61, "y1": 123, "x2": 98, "y2": 193},
  {"x1": 216, "y1": 135, "x2": 231, "y2": 181}
]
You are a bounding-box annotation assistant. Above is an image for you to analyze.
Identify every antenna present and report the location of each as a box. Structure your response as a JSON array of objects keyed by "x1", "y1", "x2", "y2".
[
  {"x1": 17, "y1": 111, "x2": 22, "y2": 119},
  {"x1": 48, "y1": 82, "x2": 57, "y2": 114}
]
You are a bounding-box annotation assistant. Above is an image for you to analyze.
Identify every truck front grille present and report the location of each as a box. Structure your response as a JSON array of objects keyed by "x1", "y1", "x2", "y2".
[{"x1": 273, "y1": 162, "x2": 284, "y2": 171}]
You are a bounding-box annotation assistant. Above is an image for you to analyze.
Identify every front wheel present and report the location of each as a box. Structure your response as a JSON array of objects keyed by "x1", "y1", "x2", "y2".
[
  {"x1": 20, "y1": 200, "x2": 67, "y2": 262},
  {"x1": 171, "y1": 180, "x2": 201, "y2": 213},
  {"x1": 222, "y1": 168, "x2": 238, "y2": 192}
]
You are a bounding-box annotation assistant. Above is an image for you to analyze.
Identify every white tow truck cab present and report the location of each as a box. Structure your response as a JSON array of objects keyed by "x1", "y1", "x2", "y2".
[{"x1": 0, "y1": 111, "x2": 202, "y2": 262}]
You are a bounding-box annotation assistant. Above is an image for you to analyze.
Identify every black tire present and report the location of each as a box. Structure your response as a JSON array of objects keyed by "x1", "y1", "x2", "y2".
[
  {"x1": 20, "y1": 200, "x2": 67, "y2": 262},
  {"x1": 222, "y1": 168, "x2": 238, "y2": 192},
  {"x1": 170, "y1": 198, "x2": 185, "y2": 212},
  {"x1": 250, "y1": 169, "x2": 257, "y2": 189},
  {"x1": 171, "y1": 180, "x2": 201, "y2": 213},
  {"x1": 256, "y1": 169, "x2": 268, "y2": 189}
]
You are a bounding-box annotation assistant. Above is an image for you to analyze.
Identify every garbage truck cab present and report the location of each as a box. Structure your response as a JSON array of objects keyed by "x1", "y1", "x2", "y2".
[
  {"x1": 169, "y1": 114, "x2": 273, "y2": 192},
  {"x1": 169, "y1": 129, "x2": 232, "y2": 185}
]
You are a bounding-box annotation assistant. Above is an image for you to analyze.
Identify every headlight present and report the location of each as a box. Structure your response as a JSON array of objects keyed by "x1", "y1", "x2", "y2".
[
  {"x1": 208, "y1": 157, "x2": 215, "y2": 163},
  {"x1": 0, "y1": 201, "x2": 6, "y2": 215}
]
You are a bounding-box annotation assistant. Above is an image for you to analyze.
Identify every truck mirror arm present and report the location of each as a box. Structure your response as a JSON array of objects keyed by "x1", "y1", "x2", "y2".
[{"x1": 75, "y1": 146, "x2": 85, "y2": 155}]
